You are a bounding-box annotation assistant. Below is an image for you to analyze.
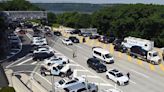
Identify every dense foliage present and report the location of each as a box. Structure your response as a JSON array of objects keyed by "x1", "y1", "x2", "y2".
[
  {"x1": 0, "y1": 0, "x2": 42, "y2": 11},
  {"x1": 52, "y1": 4, "x2": 164, "y2": 47},
  {"x1": 0, "y1": 87, "x2": 15, "y2": 92}
]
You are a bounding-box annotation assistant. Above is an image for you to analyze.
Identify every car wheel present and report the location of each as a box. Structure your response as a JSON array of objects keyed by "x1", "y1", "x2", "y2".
[
  {"x1": 117, "y1": 81, "x2": 121, "y2": 86},
  {"x1": 60, "y1": 73, "x2": 65, "y2": 78},
  {"x1": 41, "y1": 72, "x2": 46, "y2": 76},
  {"x1": 106, "y1": 75, "x2": 109, "y2": 79},
  {"x1": 96, "y1": 69, "x2": 99, "y2": 73},
  {"x1": 151, "y1": 61, "x2": 155, "y2": 65},
  {"x1": 63, "y1": 62, "x2": 66, "y2": 64}
]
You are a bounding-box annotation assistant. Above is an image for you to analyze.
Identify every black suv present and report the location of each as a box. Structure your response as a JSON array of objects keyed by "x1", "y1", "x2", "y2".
[
  {"x1": 70, "y1": 29, "x2": 81, "y2": 34},
  {"x1": 114, "y1": 44, "x2": 127, "y2": 53},
  {"x1": 33, "y1": 52, "x2": 54, "y2": 61},
  {"x1": 69, "y1": 36, "x2": 79, "y2": 43},
  {"x1": 87, "y1": 58, "x2": 107, "y2": 73},
  {"x1": 54, "y1": 31, "x2": 62, "y2": 36}
]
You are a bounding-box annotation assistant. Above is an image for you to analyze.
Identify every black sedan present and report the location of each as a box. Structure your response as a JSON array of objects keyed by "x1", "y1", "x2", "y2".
[
  {"x1": 87, "y1": 58, "x2": 107, "y2": 73},
  {"x1": 69, "y1": 36, "x2": 79, "y2": 43},
  {"x1": 54, "y1": 31, "x2": 62, "y2": 36}
]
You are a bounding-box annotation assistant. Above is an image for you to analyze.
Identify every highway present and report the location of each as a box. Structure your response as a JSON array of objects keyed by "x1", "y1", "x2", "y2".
[{"x1": 5, "y1": 28, "x2": 164, "y2": 92}]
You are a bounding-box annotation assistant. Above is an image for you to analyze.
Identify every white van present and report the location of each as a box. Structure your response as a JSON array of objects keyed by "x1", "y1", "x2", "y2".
[{"x1": 92, "y1": 47, "x2": 114, "y2": 64}]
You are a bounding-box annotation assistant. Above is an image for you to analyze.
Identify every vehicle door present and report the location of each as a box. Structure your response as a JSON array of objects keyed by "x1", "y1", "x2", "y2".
[
  {"x1": 102, "y1": 55, "x2": 106, "y2": 62},
  {"x1": 51, "y1": 66, "x2": 60, "y2": 75},
  {"x1": 109, "y1": 72, "x2": 116, "y2": 81}
]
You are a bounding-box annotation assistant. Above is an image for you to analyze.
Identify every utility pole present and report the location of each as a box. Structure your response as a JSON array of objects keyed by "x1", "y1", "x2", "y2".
[{"x1": 51, "y1": 75, "x2": 55, "y2": 92}]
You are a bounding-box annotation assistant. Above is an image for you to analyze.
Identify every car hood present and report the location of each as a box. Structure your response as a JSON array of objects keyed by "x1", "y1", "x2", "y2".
[
  {"x1": 60, "y1": 65, "x2": 70, "y2": 72},
  {"x1": 151, "y1": 56, "x2": 161, "y2": 62},
  {"x1": 117, "y1": 76, "x2": 129, "y2": 82}
]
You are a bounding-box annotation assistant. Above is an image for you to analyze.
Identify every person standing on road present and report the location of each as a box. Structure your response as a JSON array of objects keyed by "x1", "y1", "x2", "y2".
[
  {"x1": 83, "y1": 37, "x2": 86, "y2": 43},
  {"x1": 127, "y1": 72, "x2": 130, "y2": 79}
]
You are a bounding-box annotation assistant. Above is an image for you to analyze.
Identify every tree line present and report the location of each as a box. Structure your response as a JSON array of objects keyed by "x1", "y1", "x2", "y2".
[{"x1": 48, "y1": 4, "x2": 164, "y2": 47}]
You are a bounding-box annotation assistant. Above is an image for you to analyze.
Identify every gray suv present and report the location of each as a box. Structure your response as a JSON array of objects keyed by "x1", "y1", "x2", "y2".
[{"x1": 64, "y1": 82, "x2": 98, "y2": 92}]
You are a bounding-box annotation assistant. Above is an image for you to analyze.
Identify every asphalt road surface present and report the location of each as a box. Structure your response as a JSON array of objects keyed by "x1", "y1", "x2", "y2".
[{"x1": 4, "y1": 29, "x2": 164, "y2": 92}]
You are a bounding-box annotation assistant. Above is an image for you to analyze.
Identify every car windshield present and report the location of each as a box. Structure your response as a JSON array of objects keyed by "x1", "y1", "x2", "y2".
[
  {"x1": 65, "y1": 39, "x2": 70, "y2": 41},
  {"x1": 153, "y1": 52, "x2": 158, "y2": 57},
  {"x1": 116, "y1": 73, "x2": 123, "y2": 77},
  {"x1": 105, "y1": 54, "x2": 112, "y2": 58},
  {"x1": 58, "y1": 79, "x2": 65, "y2": 85}
]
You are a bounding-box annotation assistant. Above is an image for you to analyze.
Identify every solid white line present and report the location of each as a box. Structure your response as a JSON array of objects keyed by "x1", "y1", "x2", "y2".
[
  {"x1": 76, "y1": 69, "x2": 88, "y2": 72},
  {"x1": 81, "y1": 75, "x2": 99, "y2": 78},
  {"x1": 31, "y1": 61, "x2": 37, "y2": 65},
  {"x1": 129, "y1": 80, "x2": 137, "y2": 84},
  {"x1": 130, "y1": 69, "x2": 150, "y2": 79},
  {"x1": 17, "y1": 58, "x2": 32, "y2": 66},
  {"x1": 67, "y1": 63, "x2": 80, "y2": 67},
  {"x1": 94, "y1": 83, "x2": 113, "y2": 87},
  {"x1": 6, "y1": 56, "x2": 27, "y2": 68}
]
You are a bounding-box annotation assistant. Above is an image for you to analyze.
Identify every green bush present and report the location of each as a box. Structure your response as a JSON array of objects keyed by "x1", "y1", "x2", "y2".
[{"x1": 0, "y1": 87, "x2": 15, "y2": 92}]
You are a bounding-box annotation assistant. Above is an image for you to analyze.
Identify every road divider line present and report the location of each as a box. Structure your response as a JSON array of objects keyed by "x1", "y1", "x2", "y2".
[
  {"x1": 128, "y1": 56, "x2": 132, "y2": 62},
  {"x1": 31, "y1": 61, "x2": 37, "y2": 65},
  {"x1": 81, "y1": 75, "x2": 99, "y2": 78},
  {"x1": 17, "y1": 58, "x2": 32, "y2": 66},
  {"x1": 149, "y1": 64, "x2": 155, "y2": 71},
  {"x1": 129, "y1": 80, "x2": 137, "y2": 84},
  {"x1": 159, "y1": 64, "x2": 164, "y2": 71},
  {"x1": 109, "y1": 44, "x2": 114, "y2": 55},
  {"x1": 130, "y1": 69, "x2": 150, "y2": 79},
  {"x1": 118, "y1": 52, "x2": 122, "y2": 58},
  {"x1": 137, "y1": 59, "x2": 143, "y2": 66},
  {"x1": 6, "y1": 56, "x2": 28, "y2": 68}
]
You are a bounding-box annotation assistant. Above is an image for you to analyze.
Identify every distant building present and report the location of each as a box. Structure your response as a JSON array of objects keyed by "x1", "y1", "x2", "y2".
[
  {"x1": 2, "y1": 11, "x2": 47, "y2": 21},
  {"x1": 80, "y1": 28, "x2": 97, "y2": 34}
]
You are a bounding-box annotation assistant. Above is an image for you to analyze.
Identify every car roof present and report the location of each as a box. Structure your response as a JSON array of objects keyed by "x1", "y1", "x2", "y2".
[
  {"x1": 88, "y1": 58, "x2": 100, "y2": 62},
  {"x1": 109, "y1": 69, "x2": 121, "y2": 74},
  {"x1": 93, "y1": 47, "x2": 110, "y2": 54},
  {"x1": 64, "y1": 82, "x2": 86, "y2": 91}
]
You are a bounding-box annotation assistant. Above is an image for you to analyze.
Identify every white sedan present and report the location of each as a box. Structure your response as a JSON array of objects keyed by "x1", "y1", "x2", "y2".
[
  {"x1": 44, "y1": 56, "x2": 67, "y2": 65},
  {"x1": 106, "y1": 69, "x2": 129, "y2": 86},
  {"x1": 33, "y1": 47, "x2": 52, "y2": 54},
  {"x1": 62, "y1": 38, "x2": 73, "y2": 45},
  {"x1": 55, "y1": 77, "x2": 86, "y2": 89}
]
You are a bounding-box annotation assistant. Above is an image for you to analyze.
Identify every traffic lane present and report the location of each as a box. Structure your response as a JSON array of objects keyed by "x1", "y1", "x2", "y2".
[
  {"x1": 70, "y1": 41, "x2": 164, "y2": 92},
  {"x1": 51, "y1": 37, "x2": 164, "y2": 92},
  {"x1": 49, "y1": 39, "x2": 138, "y2": 91},
  {"x1": 2, "y1": 34, "x2": 32, "y2": 68}
]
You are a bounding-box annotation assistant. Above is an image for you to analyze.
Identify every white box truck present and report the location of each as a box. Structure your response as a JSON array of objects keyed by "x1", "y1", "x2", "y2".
[{"x1": 122, "y1": 37, "x2": 161, "y2": 65}]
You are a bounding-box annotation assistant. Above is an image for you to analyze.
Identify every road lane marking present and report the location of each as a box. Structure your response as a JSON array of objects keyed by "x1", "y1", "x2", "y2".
[
  {"x1": 67, "y1": 64, "x2": 80, "y2": 67},
  {"x1": 118, "y1": 52, "x2": 122, "y2": 58},
  {"x1": 137, "y1": 59, "x2": 143, "y2": 66},
  {"x1": 109, "y1": 44, "x2": 114, "y2": 55},
  {"x1": 128, "y1": 56, "x2": 132, "y2": 62},
  {"x1": 31, "y1": 61, "x2": 37, "y2": 65},
  {"x1": 129, "y1": 80, "x2": 136, "y2": 84},
  {"x1": 130, "y1": 69, "x2": 150, "y2": 79},
  {"x1": 81, "y1": 75, "x2": 99, "y2": 78},
  {"x1": 159, "y1": 64, "x2": 164, "y2": 71},
  {"x1": 17, "y1": 58, "x2": 32, "y2": 66},
  {"x1": 149, "y1": 64, "x2": 155, "y2": 71},
  {"x1": 6, "y1": 56, "x2": 28, "y2": 68}
]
